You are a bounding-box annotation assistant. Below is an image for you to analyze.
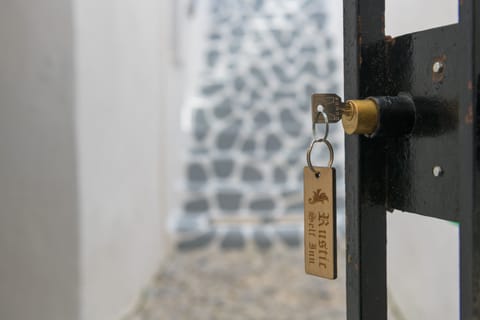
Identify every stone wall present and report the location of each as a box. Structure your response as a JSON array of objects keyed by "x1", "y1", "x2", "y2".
[{"x1": 174, "y1": 0, "x2": 345, "y2": 251}]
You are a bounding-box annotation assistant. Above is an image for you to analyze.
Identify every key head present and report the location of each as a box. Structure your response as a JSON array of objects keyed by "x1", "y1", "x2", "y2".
[{"x1": 311, "y1": 94, "x2": 344, "y2": 123}]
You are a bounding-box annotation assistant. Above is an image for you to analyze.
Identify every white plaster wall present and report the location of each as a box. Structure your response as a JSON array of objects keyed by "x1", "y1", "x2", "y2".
[
  {"x1": 385, "y1": 0, "x2": 458, "y2": 37},
  {"x1": 0, "y1": 1, "x2": 79, "y2": 319},
  {"x1": 73, "y1": 1, "x2": 170, "y2": 319},
  {"x1": 0, "y1": 0, "x2": 170, "y2": 319},
  {"x1": 166, "y1": 0, "x2": 211, "y2": 228},
  {"x1": 388, "y1": 211, "x2": 459, "y2": 319}
]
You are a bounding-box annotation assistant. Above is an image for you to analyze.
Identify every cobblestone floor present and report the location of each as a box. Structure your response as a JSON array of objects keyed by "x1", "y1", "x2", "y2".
[{"x1": 125, "y1": 241, "x2": 346, "y2": 320}]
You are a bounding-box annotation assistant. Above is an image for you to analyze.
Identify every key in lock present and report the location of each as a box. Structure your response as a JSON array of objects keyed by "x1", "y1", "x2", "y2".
[{"x1": 311, "y1": 93, "x2": 416, "y2": 137}]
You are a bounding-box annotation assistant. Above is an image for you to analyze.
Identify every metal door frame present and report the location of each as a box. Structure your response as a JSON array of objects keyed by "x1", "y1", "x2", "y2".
[{"x1": 343, "y1": 0, "x2": 480, "y2": 318}]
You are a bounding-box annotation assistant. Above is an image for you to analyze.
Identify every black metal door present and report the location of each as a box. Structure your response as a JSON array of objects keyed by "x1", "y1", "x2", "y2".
[{"x1": 343, "y1": 0, "x2": 480, "y2": 318}]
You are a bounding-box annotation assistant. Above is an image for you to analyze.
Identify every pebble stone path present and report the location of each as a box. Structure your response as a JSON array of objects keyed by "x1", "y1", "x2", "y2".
[{"x1": 124, "y1": 241, "x2": 346, "y2": 320}]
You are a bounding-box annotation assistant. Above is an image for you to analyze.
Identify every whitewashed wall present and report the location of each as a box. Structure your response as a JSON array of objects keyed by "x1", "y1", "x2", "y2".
[
  {"x1": 0, "y1": 0, "x2": 79, "y2": 319},
  {"x1": 0, "y1": 0, "x2": 170, "y2": 319},
  {"x1": 385, "y1": 0, "x2": 458, "y2": 36},
  {"x1": 74, "y1": 1, "x2": 170, "y2": 319}
]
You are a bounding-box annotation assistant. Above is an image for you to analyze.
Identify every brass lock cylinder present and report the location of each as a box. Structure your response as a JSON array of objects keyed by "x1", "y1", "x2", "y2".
[
  {"x1": 342, "y1": 99, "x2": 379, "y2": 135},
  {"x1": 341, "y1": 95, "x2": 415, "y2": 137}
]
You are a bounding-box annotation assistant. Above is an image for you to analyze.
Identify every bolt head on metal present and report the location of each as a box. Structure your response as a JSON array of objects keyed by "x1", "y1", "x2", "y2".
[
  {"x1": 433, "y1": 166, "x2": 444, "y2": 177},
  {"x1": 432, "y1": 61, "x2": 444, "y2": 73}
]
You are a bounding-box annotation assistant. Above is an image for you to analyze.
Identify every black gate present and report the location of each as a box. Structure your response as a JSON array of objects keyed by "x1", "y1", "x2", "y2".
[{"x1": 343, "y1": 0, "x2": 480, "y2": 318}]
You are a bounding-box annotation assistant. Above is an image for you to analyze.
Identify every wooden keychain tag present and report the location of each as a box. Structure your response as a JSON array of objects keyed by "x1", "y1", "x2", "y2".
[{"x1": 304, "y1": 166, "x2": 337, "y2": 279}]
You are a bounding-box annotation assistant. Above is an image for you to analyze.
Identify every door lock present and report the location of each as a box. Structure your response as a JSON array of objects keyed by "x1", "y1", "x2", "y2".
[
  {"x1": 311, "y1": 93, "x2": 416, "y2": 137},
  {"x1": 341, "y1": 99, "x2": 378, "y2": 135}
]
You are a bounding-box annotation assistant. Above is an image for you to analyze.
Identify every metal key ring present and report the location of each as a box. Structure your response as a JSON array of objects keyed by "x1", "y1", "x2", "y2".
[
  {"x1": 306, "y1": 138, "x2": 334, "y2": 176},
  {"x1": 312, "y1": 110, "x2": 329, "y2": 140}
]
